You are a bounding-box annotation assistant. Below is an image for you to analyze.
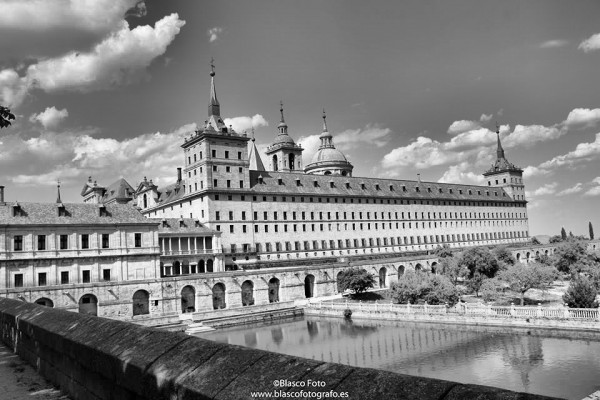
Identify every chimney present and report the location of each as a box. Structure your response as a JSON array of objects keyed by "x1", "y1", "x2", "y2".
[
  {"x1": 177, "y1": 168, "x2": 182, "y2": 183},
  {"x1": 0, "y1": 186, "x2": 4, "y2": 203}
]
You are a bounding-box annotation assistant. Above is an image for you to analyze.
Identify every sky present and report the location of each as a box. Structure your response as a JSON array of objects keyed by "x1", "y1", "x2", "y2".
[{"x1": 0, "y1": 0, "x2": 599, "y2": 236}]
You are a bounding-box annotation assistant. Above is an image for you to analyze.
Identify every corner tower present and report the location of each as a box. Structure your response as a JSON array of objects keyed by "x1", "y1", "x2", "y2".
[
  {"x1": 265, "y1": 102, "x2": 303, "y2": 172},
  {"x1": 181, "y1": 60, "x2": 251, "y2": 200},
  {"x1": 304, "y1": 109, "x2": 353, "y2": 176},
  {"x1": 483, "y1": 126, "x2": 525, "y2": 201}
]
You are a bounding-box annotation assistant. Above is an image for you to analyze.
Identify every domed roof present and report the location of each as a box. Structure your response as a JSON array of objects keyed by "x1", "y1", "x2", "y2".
[
  {"x1": 310, "y1": 147, "x2": 349, "y2": 164},
  {"x1": 272, "y1": 133, "x2": 296, "y2": 146}
]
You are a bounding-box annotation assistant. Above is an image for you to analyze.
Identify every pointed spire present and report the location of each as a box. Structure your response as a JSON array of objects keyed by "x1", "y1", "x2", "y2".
[
  {"x1": 56, "y1": 179, "x2": 62, "y2": 203},
  {"x1": 208, "y1": 57, "x2": 220, "y2": 117},
  {"x1": 248, "y1": 139, "x2": 266, "y2": 171},
  {"x1": 277, "y1": 100, "x2": 288, "y2": 134},
  {"x1": 279, "y1": 101, "x2": 285, "y2": 123},
  {"x1": 496, "y1": 124, "x2": 505, "y2": 160},
  {"x1": 322, "y1": 108, "x2": 328, "y2": 132}
]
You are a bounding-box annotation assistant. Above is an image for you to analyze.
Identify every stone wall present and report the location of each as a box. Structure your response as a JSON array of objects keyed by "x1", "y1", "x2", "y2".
[{"x1": 0, "y1": 297, "x2": 561, "y2": 400}]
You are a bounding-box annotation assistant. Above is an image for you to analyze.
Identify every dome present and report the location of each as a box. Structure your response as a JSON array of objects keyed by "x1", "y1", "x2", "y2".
[
  {"x1": 310, "y1": 147, "x2": 348, "y2": 164},
  {"x1": 272, "y1": 133, "x2": 296, "y2": 146}
]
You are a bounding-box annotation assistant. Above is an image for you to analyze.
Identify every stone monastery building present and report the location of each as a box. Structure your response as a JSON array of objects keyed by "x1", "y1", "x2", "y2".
[{"x1": 131, "y1": 63, "x2": 530, "y2": 271}]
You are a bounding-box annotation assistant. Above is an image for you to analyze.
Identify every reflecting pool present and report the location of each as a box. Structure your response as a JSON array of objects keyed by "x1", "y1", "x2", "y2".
[{"x1": 197, "y1": 316, "x2": 600, "y2": 399}]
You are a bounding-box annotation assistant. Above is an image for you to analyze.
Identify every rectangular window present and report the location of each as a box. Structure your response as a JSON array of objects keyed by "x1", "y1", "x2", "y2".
[
  {"x1": 134, "y1": 233, "x2": 142, "y2": 248},
  {"x1": 240, "y1": 180, "x2": 244, "y2": 188},
  {"x1": 213, "y1": 179, "x2": 218, "y2": 187},
  {"x1": 38, "y1": 272, "x2": 47, "y2": 286},
  {"x1": 238, "y1": 151, "x2": 242, "y2": 159},
  {"x1": 82, "y1": 270, "x2": 91, "y2": 283},
  {"x1": 229, "y1": 211, "x2": 234, "y2": 220},
  {"x1": 37, "y1": 235, "x2": 46, "y2": 250},
  {"x1": 227, "y1": 180, "x2": 231, "y2": 188},
  {"x1": 242, "y1": 211, "x2": 246, "y2": 220},
  {"x1": 14, "y1": 274, "x2": 23, "y2": 288},
  {"x1": 225, "y1": 150, "x2": 229, "y2": 159},
  {"x1": 102, "y1": 233, "x2": 110, "y2": 249},
  {"x1": 81, "y1": 234, "x2": 89, "y2": 249},
  {"x1": 212, "y1": 149, "x2": 216, "y2": 157},
  {"x1": 103, "y1": 269, "x2": 111, "y2": 281},
  {"x1": 14, "y1": 235, "x2": 23, "y2": 251},
  {"x1": 61, "y1": 271, "x2": 69, "y2": 285}
]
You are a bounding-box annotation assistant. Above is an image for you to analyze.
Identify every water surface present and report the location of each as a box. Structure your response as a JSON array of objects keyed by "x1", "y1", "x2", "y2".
[{"x1": 197, "y1": 316, "x2": 600, "y2": 399}]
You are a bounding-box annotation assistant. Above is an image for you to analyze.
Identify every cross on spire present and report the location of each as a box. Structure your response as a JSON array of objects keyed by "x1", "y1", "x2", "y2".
[{"x1": 56, "y1": 179, "x2": 62, "y2": 203}]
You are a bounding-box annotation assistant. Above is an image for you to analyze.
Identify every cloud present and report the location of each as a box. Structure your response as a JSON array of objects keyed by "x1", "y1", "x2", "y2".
[
  {"x1": 0, "y1": 0, "x2": 142, "y2": 34},
  {"x1": 208, "y1": 27, "x2": 223, "y2": 43},
  {"x1": 579, "y1": 33, "x2": 600, "y2": 53},
  {"x1": 334, "y1": 124, "x2": 393, "y2": 150},
  {"x1": 584, "y1": 177, "x2": 600, "y2": 197},
  {"x1": 382, "y1": 136, "x2": 463, "y2": 170},
  {"x1": 447, "y1": 120, "x2": 480, "y2": 135},
  {"x1": 557, "y1": 183, "x2": 584, "y2": 196},
  {"x1": 523, "y1": 165, "x2": 551, "y2": 179},
  {"x1": 0, "y1": 13, "x2": 185, "y2": 107},
  {"x1": 223, "y1": 114, "x2": 268, "y2": 133},
  {"x1": 502, "y1": 124, "x2": 564, "y2": 147},
  {"x1": 564, "y1": 108, "x2": 600, "y2": 128},
  {"x1": 532, "y1": 182, "x2": 558, "y2": 196},
  {"x1": 480, "y1": 113, "x2": 493, "y2": 123},
  {"x1": 297, "y1": 134, "x2": 322, "y2": 165},
  {"x1": 538, "y1": 133, "x2": 600, "y2": 170},
  {"x1": 540, "y1": 39, "x2": 569, "y2": 48},
  {"x1": 29, "y1": 106, "x2": 69, "y2": 129},
  {"x1": 437, "y1": 162, "x2": 485, "y2": 185}
]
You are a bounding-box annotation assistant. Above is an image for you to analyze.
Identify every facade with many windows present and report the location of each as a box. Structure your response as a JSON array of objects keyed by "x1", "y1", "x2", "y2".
[{"x1": 136, "y1": 64, "x2": 530, "y2": 270}]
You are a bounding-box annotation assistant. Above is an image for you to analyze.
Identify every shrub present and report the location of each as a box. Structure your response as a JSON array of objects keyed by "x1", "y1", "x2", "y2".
[
  {"x1": 563, "y1": 275, "x2": 599, "y2": 308},
  {"x1": 343, "y1": 309, "x2": 352, "y2": 319},
  {"x1": 337, "y1": 267, "x2": 375, "y2": 296},
  {"x1": 480, "y1": 279, "x2": 502, "y2": 302},
  {"x1": 498, "y1": 262, "x2": 558, "y2": 305},
  {"x1": 391, "y1": 271, "x2": 460, "y2": 306}
]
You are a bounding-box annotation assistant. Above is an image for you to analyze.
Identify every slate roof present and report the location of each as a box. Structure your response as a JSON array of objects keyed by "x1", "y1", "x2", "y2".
[
  {"x1": 248, "y1": 140, "x2": 266, "y2": 171},
  {"x1": 151, "y1": 218, "x2": 218, "y2": 235},
  {"x1": 248, "y1": 171, "x2": 517, "y2": 202},
  {"x1": 0, "y1": 202, "x2": 156, "y2": 226},
  {"x1": 101, "y1": 178, "x2": 135, "y2": 203},
  {"x1": 156, "y1": 181, "x2": 185, "y2": 204}
]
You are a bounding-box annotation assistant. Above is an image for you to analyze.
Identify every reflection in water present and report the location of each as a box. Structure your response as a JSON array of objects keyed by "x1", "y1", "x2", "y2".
[{"x1": 198, "y1": 316, "x2": 600, "y2": 400}]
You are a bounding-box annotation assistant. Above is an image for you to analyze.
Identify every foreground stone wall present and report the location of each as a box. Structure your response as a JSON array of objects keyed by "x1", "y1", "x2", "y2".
[{"x1": 0, "y1": 298, "x2": 561, "y2": 400}]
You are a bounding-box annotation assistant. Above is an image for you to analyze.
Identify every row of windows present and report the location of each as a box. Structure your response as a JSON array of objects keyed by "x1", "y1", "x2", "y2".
[
  {"x1": 12, "y1": 269, "x2": 112, "y2": 288},
  {"x1": 11, "y1": 233, "x2": 143, "y2": 252},
  {"x1": 229, "y1": 231, "x2": 528, "y2": 254},
  {"x1": 214, "y1": 210, "x2": 527, "y2": 222},
  {"x1": 186, "y1": 150, "x2": 243, "y2": 165},
  {"x1": 187, "y1": 165, "x2": 244, "y2": 178}
]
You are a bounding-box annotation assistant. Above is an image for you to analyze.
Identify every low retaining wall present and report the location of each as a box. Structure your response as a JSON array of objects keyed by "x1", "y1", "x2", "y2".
[{"x1": 0, "y1": 298, "x2": 562, "y2": 400}]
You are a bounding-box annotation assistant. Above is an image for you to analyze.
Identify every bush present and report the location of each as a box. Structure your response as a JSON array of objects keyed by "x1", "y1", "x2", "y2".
[
  {"x1": 391, "y1": 271, "x2": 460, "y2": 306},
  {"x1": 563, "y1": 275, "x2": 599, "y2": 308},
  {"x1": 480, "y1": 279, "x2": 502, "y2": 302},
  {"x1": 343, "y1": 309, "x2": 352, "y2": 319},
  {"x1": 337, "y1": 267, "x2": 375, "y2": 296}
]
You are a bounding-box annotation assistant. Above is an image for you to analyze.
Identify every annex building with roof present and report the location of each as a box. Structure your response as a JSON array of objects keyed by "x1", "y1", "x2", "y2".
[{"x1": 133, "y1": 64, "x2": 530, "y2": 272}]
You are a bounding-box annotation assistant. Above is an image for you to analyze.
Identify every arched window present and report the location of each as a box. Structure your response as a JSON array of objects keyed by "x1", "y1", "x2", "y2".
[
  {"x1": 143, "y1": 193, "x2": 148, "y2": 208},
  {"x1": 289, "y1": 153, "x2": 295, "y2": 170},
  {"x1": 241, "y1": 280, "x2": 254, "y2": 306},
  {"x1": 79, "y1": 294, "x2": 98, "y2": 316},
  {"x1": 133, "y1": 290, "x2": 150, "y2": 316},
  {"x1": 273, "y1": 155, "x2": 278, "y2": 171},
  {"x1": 212, "y1": 283, "x2": 226, "y2": 309},
  {"x1": 268, "y1": 278, "x2": 280, "y2": 303},
  {"x1": 181, "y1": 285, "x2": 195, "y2": 313}
]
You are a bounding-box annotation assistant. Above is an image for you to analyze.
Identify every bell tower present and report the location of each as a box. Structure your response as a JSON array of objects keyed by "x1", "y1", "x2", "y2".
[
  {"x1": 265, "y1": 101, "x2": 304, "y2": 172},
  {"x1": 483, "y1": 126, "x2": 526, "y2": 201}
]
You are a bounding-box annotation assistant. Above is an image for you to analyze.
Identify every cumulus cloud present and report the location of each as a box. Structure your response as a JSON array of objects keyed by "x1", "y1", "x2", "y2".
[
  {"x1": 223, "y1": 114, "x2": 268, "y2": 133},
  {"x1": 437, "y1": 162, "x2": 485, "y2": 185},
  {"x1": 564, "y1": 108, "x2": 600, "y2": 128},
  {"x1": 557, "y1": 182, "x2": 584, "y2": 196},
  {"x1": 297, "y1": 134, "x2": 322, "y2": 166},
  {"x1": 579, "y1": 33, "x2": 600, "y2": 53},
  {"x1": 584, "y1": 177, "x2": 600, "y2": 196},
  {"x1": 29, "y1": 106, "x2": 69, "y2": 129},
  {"x1": 0, "y1": 0, "x2": 143, "y2": 34},
  {"x1": 538, "y1": 133, "x2": 600, "y2": 170},
  {"x1": 540, "y1": 39, "x2": 569, "y2": 48},
  {"x1": 382, "y1": 137, "x2": 463, "y2": 169},
  {"x1": 447, "y1": 120, "x2": 480, "y2": 135},
  {"x1": 532, "y1": 182, "x2": 558, "y2": 196},
  {"x1": 208, "y1": 27, "x2": 223, "y2": 43},
  {"x1": 0, "y1": 13, "x2": 185, "y2": 107},
  {"x1": 334, "y1": 124, "x2": 393, "y2": 150},
  {"x1": 523, "y1": 165, "x2": 551, "y2": 179},
  {"x1": 502, "y1": 124, "x2": 564, "y2": 147},
  {"x1": 480, "y1": 113, "x2": 493, "y2": 123}
]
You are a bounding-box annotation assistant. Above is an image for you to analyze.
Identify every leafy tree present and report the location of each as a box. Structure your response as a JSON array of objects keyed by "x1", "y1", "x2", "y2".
[
  {"x1": 563, "y1": 275, "x2": 599, "y2": 308},
  {"x1": 390, "y1": 271, "x2": 459, "y2": 306},
  {"x1": 535, "y1": 253, "x2": 552, "y2": 266},
  {"x1": 337, "y1": 267, "x2": 375, "y2": 296},
  {"x1": 0, "y1": 106, "x2": 15, "y2": 129},
  {"x1": 549, "y1": 235, "x2": 563, "y2": 244},
  {"x1": 458, "y1": 247, "x2": 501, "y2": 296},
  {"x1": 531, "y1": 237, "x2": 541, "y2": 245},
  {"x1": 480, "y1": 278, "x2": 502, "y2": 302},
  {"x1": 434, "y1": 245, "x2": 454, "y2": 259},
  {"x1": 569, "y1": 231, "x2": 574, "y2": 238},
  {"x1": 561, "y1": 227, "x2": 567, "y2": 241},
  {"x1": 498, "y1": 262, "x2": 558, "y2": 305},
  {"x1": 493, "y1": 246, "x2": 516, "y2": 267},
  {"x1": 439, "y1": 257, "x2": 467, "y2": 285},
  {"x1": 553, "y1": 240, "x2": 589, "y2": 274},
  {"x1": 590, "y1": 222, "x2": 595, "y2": 241}
]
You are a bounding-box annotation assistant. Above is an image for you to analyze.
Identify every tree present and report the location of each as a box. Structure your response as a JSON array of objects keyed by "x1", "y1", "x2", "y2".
[
  {"x1": 549, "y1": 235, "x2": 563, "y2": 244},
  {"x1": 0, "y1": 106, "x2": 15, "y2": 129},
  {"x1": 337, "y1": 267, "x2": 375, "y2": 296},
  {"x1": 458, "y1": 247, "x2": 500, "y2": 296},
  {"x1": 561, "y1": 227, "x2": 567, "y2": 241},
  {"x1": 498, "y1": 262, "x2": 558, "y2": 305},
  {"x1": 390, "y1": 271, "x2": 459, "y2": 306},
  {"x1": 434, "y1": 245, "x2": 454, "y2": 259},
  {"x1": 493, "y1": 246, "x2": 516, "y2": 267},
  {"x1": 590, "y1": 222, "x2": 595, "y2": 240},
  {"x1": 439, "y1": 257, "x2": 467, "y2": 285},
  {"x1": 480, "y1": 279, "x2": 502, "y2": 302},
  {"x1": 563, "y1": 275, "x2": 599, "y2": 308},
  {"x1": 531, "y1": 237, "x2": 541, "y2": 245},
  {"x1": 553, "y1": 240, "x2": 588, "y2": 274}
]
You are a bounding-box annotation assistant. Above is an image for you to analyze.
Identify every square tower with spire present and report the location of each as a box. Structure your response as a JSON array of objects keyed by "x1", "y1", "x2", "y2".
[
  {"x1": 265, "y1": 101, "x2": 304, "y2": 172},
  {"x1": 483, "y1": 127, "x2": 526, "y2": 201}
]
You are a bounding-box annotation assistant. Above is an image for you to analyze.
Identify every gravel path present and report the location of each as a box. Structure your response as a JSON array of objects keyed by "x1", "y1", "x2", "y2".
[{"x1": 0, "y1": 344, "x2": 69, "y2": 400}]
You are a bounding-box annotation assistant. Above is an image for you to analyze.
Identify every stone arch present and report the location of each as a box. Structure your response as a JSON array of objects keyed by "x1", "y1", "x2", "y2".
[
  {"x1": 516, "y1": 253, "x2": 521, "y2": 262},
  {"x1": 198, "y1": 259, "x2": 205, "y2": 273},
  {"x1": 207, "y1": 259, "x2": 214, "y2": 273},
  {"x1": 379, "y1": 267, "x2": 387, "y2": 288},
  {"x1": 35, "y1": 298, "x2": 54, "y2": 308},
  {"x1": 341, "y1": 171, "x2": 348, "y2": 176},
  {"x1": 431, "y1": 261, "x2": 438, "y2": 274},
  {"x1": 132, "y1": 290, "x2": 150, "y2": 316},
  {"x1": 181, "y1": 285, "x2": 195, "y2": 313},
  {"x1": 268, "y1": 277, "x2": 280, "y2": 303},
  {"x1": 545, "y1": 250, "x2": 549, "y2": 256},
  {"x1": 273, "y1": 155, "x2": 278, "y2": 171},
  {"x1": 241, "y1": 280, "x2": 255, "y2": 306},
  {"x1": 415, "y1": 263, "x2": 423, "y2": 272},
  {"x1": 79, "y1": 294, "x2": 98, "y2": 316},
  {"x1": 324, "y1": 171, "x2": 332, "y2": 175},
  {"x1": 398, "y1": 265, "x2": 405, "y2": 277},
  {"x1": 536, "y1": 251, "x2": 540, "y2": 257},
  {"x1": 304, "y1": 274, "x2": 315, "y2": 298},
  {"x1": 336, "y1": 271, "x2": 344, "y2": 293},
  {"x1": 526, "y1": 252, "x2": 531, "y2": 262},
  {"x1": 212, "y1": 283, "x2": 226, "y2": 310}
]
